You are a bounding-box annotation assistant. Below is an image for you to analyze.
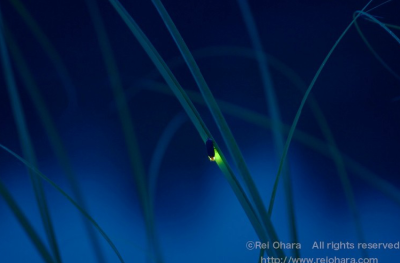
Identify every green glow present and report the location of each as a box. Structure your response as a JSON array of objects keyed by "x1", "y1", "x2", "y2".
[{"x1": 214, "y1": 149, "x2": 222, "y2": 164}]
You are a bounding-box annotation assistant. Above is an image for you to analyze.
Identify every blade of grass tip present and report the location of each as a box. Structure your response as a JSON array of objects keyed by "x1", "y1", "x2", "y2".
[
  {"x1": 268, "y1": 0, "x2": 374, "y2": 216},
  {"x1": 236, "y1": 0, "x2": 299, "y2": 257},
  {"x1": 0, "y1": 8, "x2": 62, "y2": 263},
  {"x1": 3, "y1": 27, "x2": 107, "y2": 263},
  {"x1": 138, "y1": 81, "x2": 400, "y2": 208},
  {"x1": 0, "y1": 143, "x2": 126, "y2": 263},
  {"x1": 8, "y1": 0, "x2": 78, "y2": 116},
  {"x1": 107, "y1": 0, "x2": 279, "y2": 256},
  {"x1": 150, "y1": 1, "x2": 284, "y2": 257},
  {"x1": 0, "y1": 179, "x2": 55, "y2": 263},
  {"x1": 354, "y1": 17, "x2": 400, "y2": 82},
  {"x1": 84, "y1": 0, "x2": 162, "y2": 262}
]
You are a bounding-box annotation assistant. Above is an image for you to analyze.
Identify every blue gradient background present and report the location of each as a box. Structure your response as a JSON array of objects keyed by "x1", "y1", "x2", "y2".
[{"x1": 1, "y1": 0, "x2": 400, "y2": 262}]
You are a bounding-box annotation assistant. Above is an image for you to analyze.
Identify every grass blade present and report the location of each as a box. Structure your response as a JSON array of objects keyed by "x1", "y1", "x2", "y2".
[
  {"x1": 355, "y1": 18, "x2": 400, "y2": 82},
  {"x1": 269, "y1": 0, "x2": 373, "y2": 217},
  {"x1": 7, "y1": 0, "x2": 78, "y2": 116},
  {"x1": 83, "y1": 0, "x2": 162, "y2": 261},
  {"x1": 236, "y1": 0, "x2": 299, "y2": 257},
  {"x1": 268, "y1": 1, "x2": 374, "y2": 256},
  {"x1": 356, "y1": 11, "x2": 400, "y2": 45},
  {"x1": 0, "y1": 7, "x2": 62, "y2": 262},
  {"x1": 150, "y1": 1, "x2": 284, "y2": 257},
  {"x1": 107, "y1": 0, "x2": 280, "y2": 258},
  {"x1": 0, "y1": 144, "x2": 126, "y2": 263},
  {"x1": 148, "y1": 112, "x2": 187, "y2": 203},
  {"x1": 136, "y1": 80, "x2": 400, "y2": 208},
  {"x1": 3, "y1": 27, "x2": 106, "y2": 263},
  {"x1": 0, "y1": 179, "x2": 55, "y2": 263}
]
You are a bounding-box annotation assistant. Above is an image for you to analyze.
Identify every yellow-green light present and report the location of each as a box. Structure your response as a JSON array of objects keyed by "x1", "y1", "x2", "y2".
[{"x1": 214, "y1": 149, "x2": 222, "y2": 164}]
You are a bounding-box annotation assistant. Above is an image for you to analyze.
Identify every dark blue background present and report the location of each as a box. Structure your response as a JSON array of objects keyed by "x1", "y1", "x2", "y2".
[{"x1": 0, "y1": 0, "x2": 400, "y2": 262}]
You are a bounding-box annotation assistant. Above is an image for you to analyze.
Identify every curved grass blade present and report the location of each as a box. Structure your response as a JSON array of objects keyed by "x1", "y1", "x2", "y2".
[
  {"x1": 132, "y1": 45, "x2": 400, "y2": 227},
  {"x1": 267, "y1": 2, "x2": 374, "y2": 256},
  {"x1": 236, "y1": 0, "x2": 299, "y2": 257},
  {"x1": 355, "y1": 11, "x2": 400, "y2": 45},
  {"x1": 148, "y1": 112, "x2": 187, "y2": 203},
  {"x1": 269, "y1": 0, "x2": 373, "y2": 216},
  {"x1": 0, "y1": 144, "x2": 126, "y2": 263},
  {"x1": 0, "y1": 8, "x2": 62, "y2": 262},
  {"x1": 146, "y1": 110, "x2": 286, "y2": 258},
  {"x1": 83, "y1": 0, "x2": 161, "y2": 261},
  {"x1": 107, "y1": 0, "x2": 281, "y2": 258},
  {"x1": 3, "y1": 27, "x2": 106, "y2": 263},
  {"x1": 354, "y1": 17, "x2": 400, "y2": 82},
  {"x1": 0, "y1": 179, "x2": 55, "y2": 263},
  {"x1": 150, "y1": 2, "x2": 284, "y2": 257},
  {"x1": 108, "y1": 0, "x2": 209, "y2": 142},
  {"x1": 7, "y1": 0, "x2": 78, "y2": 116},
  {"x1": 160, "y1": 46, "x2": 393, "y2": 254},
  {"x1": 135, "y1": 80, "x2": 400, "y2": 207}
]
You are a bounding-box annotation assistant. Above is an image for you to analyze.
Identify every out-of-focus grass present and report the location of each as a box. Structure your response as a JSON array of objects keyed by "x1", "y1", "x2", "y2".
[
  {"x1": 0, "y1": 7, "x2": 62, "y2": 262},
  {"x1": 0, "y1": 144, "x2": 126, "y2": 263},
  {"x1": 109, "y1": 0, "x2": 281, "y2": 258},
  {"x1": 1, "y1": 0, "x2": 400, "y2": 262}
]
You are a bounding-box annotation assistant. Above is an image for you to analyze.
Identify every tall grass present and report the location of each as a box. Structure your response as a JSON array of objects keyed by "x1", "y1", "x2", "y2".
[{"x1": 0, "y1": 0, "x2": 399, "y2": 262}]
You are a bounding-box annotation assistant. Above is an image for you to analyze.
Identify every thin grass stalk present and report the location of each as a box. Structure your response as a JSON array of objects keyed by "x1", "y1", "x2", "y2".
[
  {"x1": 148, "y1": 112, "x2": 187, "y2": 203},
  {"x1": 84, "y1": 0, "x2": 161, "y2": 261},
  {"x1": 7, "y1": 0, "x2": 78, "y2": 116},
  {"x1": 269, "y1": 0, "x2": 373, "y2": 215},
  {"x1": 137, "y1": 81, "x2": 400, "y2": 208},
  {"x1": 0, "y1": 180, "x2": 55, "y2": 263},
  {"x1": 0, "y1": 7, "x2": 62, "y2": 263},
  {"x1": 354, "y1": 19, "x2": 400, "y2": 81},
  {"x1": 355, "y1": 11, "x2": 400, "y2": 44},
  {"x1": 0, "y1": 144, "x2": 126, "y2": 263},
  {"x1": 108, "y1": 0, "x2": 280, "y2": 257},
  {"x1": 236, "y1": 0, "x2": 299, "y2": 258},
  {"x1": 150, "y1": 1, "x2": 283, "y2": 258},
  {"x1": 267, "y1": 3, "x2": 375, "y2": 256},
  {"x1": 3, "y1": 27, "x2": 106, "y2": 263}
]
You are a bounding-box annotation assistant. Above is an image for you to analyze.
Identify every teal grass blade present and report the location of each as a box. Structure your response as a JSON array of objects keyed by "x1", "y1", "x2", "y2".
[
  {"x1": 0, "y1": 144, "x2": 126, "y2": 263},
  {"x1": 0, "y1": 7, "x2": 62, "y2": 262},
  {"x1": 0, "y1": 179, "x2": 55, "y2": 263},
  {"x1": 150, "y1": 1, "x2": 284, "y2": 258},
  {"x1": 108, "y1": 0, "x2": 282, "y2": 258}
]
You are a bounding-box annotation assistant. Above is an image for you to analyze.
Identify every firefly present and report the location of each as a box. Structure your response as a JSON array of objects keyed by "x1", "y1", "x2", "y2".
[{"x1": 206, "y1": 138, "x2": 215, "y2": 161}]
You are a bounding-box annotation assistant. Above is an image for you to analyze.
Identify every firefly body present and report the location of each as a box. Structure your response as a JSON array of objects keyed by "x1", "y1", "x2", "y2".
[{"x1": 206, "y1": 138, "x2": 215, "y2": 161}]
